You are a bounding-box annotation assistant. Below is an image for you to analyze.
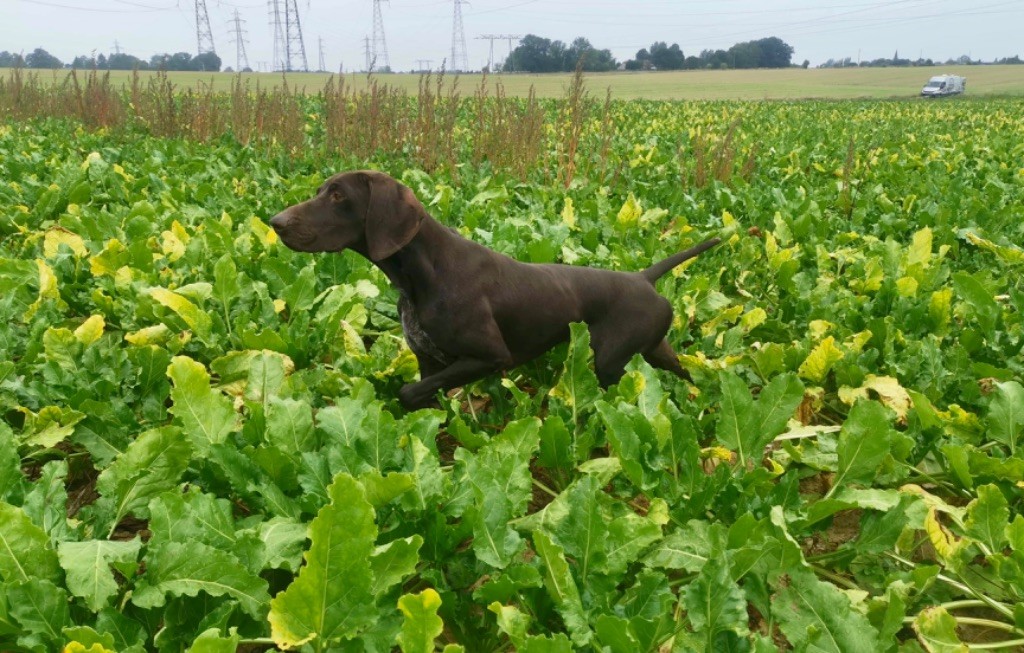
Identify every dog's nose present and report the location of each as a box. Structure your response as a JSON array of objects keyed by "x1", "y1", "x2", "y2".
[{"x1": 269, "y1": 213, "x2": 289, "y2": 231}]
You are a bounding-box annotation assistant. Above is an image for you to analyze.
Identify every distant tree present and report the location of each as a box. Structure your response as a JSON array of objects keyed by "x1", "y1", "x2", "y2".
[
  {"x1": 504, "y1": 34, "x2": 613, "y2": 72},
  {"x1": 106, "y1": 52, "x2": 148, "y2": 70},
  {"x1": 625, "y1": 48, "x2": 651, "y2": 71},
  {"x1": 650, "y1": 42, "x2": 685, "y2": 70},
  {"x1": 25, "y1": 47, "x2": 62, "y2": 69},
  {"x1": 71, "y1": 55, "x2": 96, "y2": 68},
  {"x1": 0, "y1": 51, "x2": 25, "y2": 67},
  {"x1": 802, "y1": 59, "x2": 810, "y2": 69},
  {"x1": 565, "y1": 37, "x2": 616, "y2": 71},
  {"x1": 164, "y1": 52, "x2": 194, "y2": 71},
  {"x1": 506, "y1": 35, "x2": 563, "y2": 73},
  {"x1": 191, "y1": 51, "x2": 222, "y2": 72},
  {"x1": 728, "y1": 41, "x2": 762, "y2": 68},
  {"x1": 754, "y1": 37, "x2": 794, "y2": 67}
]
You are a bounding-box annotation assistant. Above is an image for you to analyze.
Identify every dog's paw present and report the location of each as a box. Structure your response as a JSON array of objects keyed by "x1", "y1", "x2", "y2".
[{"x1": 399, "y1": 383, "x2": 435, "y2": 411}]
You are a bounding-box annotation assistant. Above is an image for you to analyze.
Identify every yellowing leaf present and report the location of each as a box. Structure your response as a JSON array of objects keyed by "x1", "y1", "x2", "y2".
[
  {"x1": 89, "y1": 239, "x2": 128, "y2": 277},
  {"x1": 273, "y1": 299, "x2": 286, "y2": 314},
  {"x1": 908, "y1": 227, "x2": 933, "y2": 268},
  {"x1": 896, "y1": 276, "x2": 918, "y2": 297},
  {"x1": 798, "y1": 336, "x2": 844, "y2": 383},
  {"x1": 844, "y1": 330, "x2": 873, "y2": 354},
  {"x1": 251, "y1": 216, "x2": 278, "y2": 246},
  {"x1": 930, "y1": 288, "x2": 952, "y2": 329},
  {"x1": 809, "y1": 320, "x2": 833, "y2": 340},
  {"x1": 925, "y1": 508, "x2": 968, "y2": 571},
  {"x1": 149, "y1": 288, "x2": 211, "y2": 339},
  {"x1": 616, "y1": 194, "x2": 642, "y2": 227},
  {"x1": 561, "y1": 197, "x2": 576, "y2": 229},
  {"x1": 63, "y1": 643, "x2": 115, "y2": 653},
  {"x1": 74, "y1": 315, "x2": 105, "y2": 345},
  {"x1": 701, "y1": 305, "x2": 743, "y2": 336},
  {"x1": 740, "y1": 307, "x2": 767, "y2": 333},
  {"x1": 160, "y1": 230, "x2": 186, "y2": 262},
  {"x1": 25, "y1": 259, "x2": 61, "y2": 320},
  {"x1": 862, "y1": 375, "x2": 912, "y2": 421},
  {"x1": 81, "y1": 151, "x2": 103, "y2": 170},
  {"x1": 44, "y1": 230, "x2": 87, "y2": 258},
  {"x1": 124, "y1": 324, "x2": 172, "y2": 346}
]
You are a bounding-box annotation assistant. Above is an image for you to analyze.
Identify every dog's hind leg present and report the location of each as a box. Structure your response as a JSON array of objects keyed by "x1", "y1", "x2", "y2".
[{"x1": 643, "y1": 338, "x2": 692, "y2": 381}]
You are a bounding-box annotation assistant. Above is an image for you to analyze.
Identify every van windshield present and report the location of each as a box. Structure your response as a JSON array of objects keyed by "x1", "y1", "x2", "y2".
[{"x1": 925, "y1": 82, "x2": 944, "y2": 89}]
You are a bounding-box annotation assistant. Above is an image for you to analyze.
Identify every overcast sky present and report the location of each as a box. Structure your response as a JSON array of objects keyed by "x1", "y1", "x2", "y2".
[{"x1": 2, "y1": 0, "x2": 1022, "y2": 71}]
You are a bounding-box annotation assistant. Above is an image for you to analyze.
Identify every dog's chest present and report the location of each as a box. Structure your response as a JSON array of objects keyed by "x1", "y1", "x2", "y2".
[{"x1": 398, "y1": 294, "x2": 453, "y2": 366}]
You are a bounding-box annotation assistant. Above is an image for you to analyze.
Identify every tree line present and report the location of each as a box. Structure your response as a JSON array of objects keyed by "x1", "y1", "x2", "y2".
[
  {"x1": 502, "y1": 35, "x2": 797, "y2": 73},
  {"x1": 820, "y1": 53, "x2": 1023, "y2": 68},
  {"x1": 0, "y1": 48, "x2": 225, "y2": 72}
]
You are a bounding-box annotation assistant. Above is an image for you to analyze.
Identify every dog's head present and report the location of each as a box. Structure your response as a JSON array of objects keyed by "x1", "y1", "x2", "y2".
[{"x1": 269, "y1": 170, "x2": 425, "y2": 260}]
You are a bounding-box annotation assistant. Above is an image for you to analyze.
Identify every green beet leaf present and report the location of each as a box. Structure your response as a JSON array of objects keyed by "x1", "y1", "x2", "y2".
[
  {"x1": 6, "y1": 578, "x2": 71, "y2": 652},
  {"x1": 683, "y1": 553, "x2": 748, "y2": 649},
  {"x1": 548, "y1": 323, "x2": 601, "y2": 417},
  {"x1": 0, "y1": 502, "x2": 62, "y2": 585},
  {"x1": 774, "y1": 569, "x2": 879, "y2": 653},
  {"x1": 988, "y1": 381, "x2": 1024, "y2": 456},
  {"x1": 167, "y1": 356, "x2": 238, "y2": 455},
  {"x1": 92, "y1": 426, "x2": 191, "y2": 537},
  {"x1": 269, "y1": 473, "x2": 377, "y2": 649},
  {"x1": 131, "y1": 541, "x2": 270, "y2": 619},
  {"x1": 831, "y1": 400, "x2": 893, "y2": 495},
  {"x1": 964, "y1": 483, "x2": 1009, "y2": 554},
  {"x1": 460, "y1": 418, "x2": 540, "y2": 568},
  {"x1": 533, "y1": 530, "x2": 592, "y2": 647},
  {"x1": 57, "y1": 539, "x2": 141, "y2": 611}
]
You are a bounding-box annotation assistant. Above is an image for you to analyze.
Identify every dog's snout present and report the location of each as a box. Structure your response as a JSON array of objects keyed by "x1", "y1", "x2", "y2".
[{"x1": 269, "y1": 213, "x2": 290, "y2": 231}]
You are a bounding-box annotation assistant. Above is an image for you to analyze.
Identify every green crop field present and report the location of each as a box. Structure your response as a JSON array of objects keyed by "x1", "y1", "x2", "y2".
[
  {"x1": 2, "y1": 78, "x2": 1024, "y2": 652},
  {"x1": 3, "y1": 63, "x2": 1024, "y2": 100}
]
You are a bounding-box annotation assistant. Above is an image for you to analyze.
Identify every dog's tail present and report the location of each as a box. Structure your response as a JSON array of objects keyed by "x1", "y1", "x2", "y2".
[{"x1": 641, "y1": 237, "x2": 721, "y2": 283}]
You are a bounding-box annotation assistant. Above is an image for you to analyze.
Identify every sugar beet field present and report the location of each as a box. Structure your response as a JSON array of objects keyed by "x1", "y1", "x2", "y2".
[{"x1": 1, "y1": 70, "x2": 1024, "y2": 652}]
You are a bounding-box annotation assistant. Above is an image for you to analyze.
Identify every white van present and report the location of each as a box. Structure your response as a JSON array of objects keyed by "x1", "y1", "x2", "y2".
[{"x1": 921, "y1": 74, "x2": 966, "y2": 97}]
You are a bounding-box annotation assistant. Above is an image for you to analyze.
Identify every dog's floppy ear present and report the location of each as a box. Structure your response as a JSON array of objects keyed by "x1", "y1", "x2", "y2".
[{"x1": 363, "y1": 173, "x2": 424, "y2": 261}]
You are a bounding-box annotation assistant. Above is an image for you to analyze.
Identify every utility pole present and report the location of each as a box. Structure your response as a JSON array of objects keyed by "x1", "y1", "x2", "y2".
[
  {"x1": 195, "y1": 0, "x2": 216, "y2": 55},
  {"x1": 370, "y1": 0, "x2": 390, "y2": 72},
  {"x1": 363, "y1": 36, "x2": 372, "y2": 72},
  {"x1": 318, "y1": 36, "x2": 326, "y2": 72},
  {"x1": 112, "y1": 40, "x2": 122, "y2": 55},
  {"x1": 229, "y1": 10, "x2": 251, "y2": 71},
  {"x1": 415, "y1": 59, "x2": 433, "y2": 72},
  {"x1": 451, "y1": 0, "x2": 469, "y2": 72}
]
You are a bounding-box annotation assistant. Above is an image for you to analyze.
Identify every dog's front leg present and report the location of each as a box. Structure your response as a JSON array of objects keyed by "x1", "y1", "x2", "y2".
[{"x1": 399, "y1": 357, "x2": 508, "y2": 410}]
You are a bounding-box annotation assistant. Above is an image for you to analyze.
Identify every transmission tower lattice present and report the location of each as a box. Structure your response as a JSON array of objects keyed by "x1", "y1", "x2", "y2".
[
  {"x1": 269, "y1": 0, "x2": 308, "y2": 71},
  {"x1": 477, "y1": 34, "x2": 520, "y2": 71},
  {"x1": 230, "y1": 10, "x2": 251, "y2": 71},
  {"x1": 284, "y1": 0, "x2": 309, "y2": 71},
  {"x1": 451, "y1": 0, "x2": 469, "y2": 72},
  {"x1": 370, "y1": 0, "x2": 390, "y2": 72},
  {"x1": 195, "y1": 0, "x2": 216, "y2": 55}
]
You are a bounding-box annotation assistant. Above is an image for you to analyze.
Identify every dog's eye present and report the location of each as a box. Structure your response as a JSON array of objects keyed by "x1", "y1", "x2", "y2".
[{"x1": 331, "y1": 191, "x2": 346, "y2": 203}]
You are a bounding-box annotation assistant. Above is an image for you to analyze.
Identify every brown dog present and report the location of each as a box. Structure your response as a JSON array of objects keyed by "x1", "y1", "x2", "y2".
[{"x1": 270, "y1": 170, "x2": 719, "y2": 409}]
